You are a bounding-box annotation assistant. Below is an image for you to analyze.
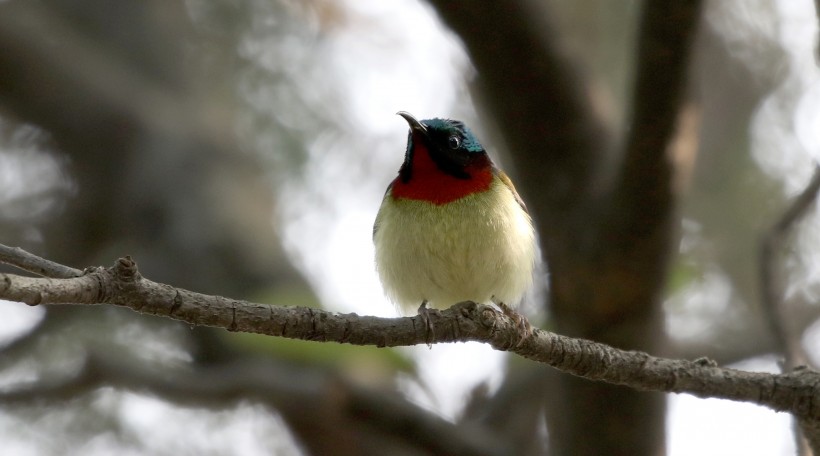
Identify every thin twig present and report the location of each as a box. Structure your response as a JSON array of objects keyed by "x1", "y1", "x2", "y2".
[
  {"x1": 759, "y1": 163, "x2": 820, "y2": 456},
  {"x1": 815, "y1": 0, "x2": 820, "y2": 63},
  {"x1": 0, "y1": 244, "x2": 82, "y2": 278},
  {"x1": 759, "y1": 163, "x2": 820, "y2": 370}
]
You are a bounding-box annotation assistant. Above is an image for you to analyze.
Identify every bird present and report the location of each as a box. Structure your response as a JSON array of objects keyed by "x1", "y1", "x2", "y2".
[{"x1": 373, "y1": 111, "x2": 536, "y2": 334}]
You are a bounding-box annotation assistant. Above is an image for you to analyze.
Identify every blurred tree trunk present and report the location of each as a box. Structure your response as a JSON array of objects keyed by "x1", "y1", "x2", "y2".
[{"x1": 428, "y1": 1, "x2": 702, "y2": 454}]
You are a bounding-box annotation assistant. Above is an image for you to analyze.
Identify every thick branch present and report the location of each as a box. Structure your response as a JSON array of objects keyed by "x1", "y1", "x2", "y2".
[
  {"x1": 1, "y1": 247, "x2": 819, "y2": 432},
  {"x1": 426, "y1": 0, "x2": 606, "y2": 217},
  {"x1": 600, "y1": 0, "x2": 703, "y2": 315},
  {"x1": 617, "y1": 0, "x2": 702, "y2": 206},
  {"x1": 603, "y1": 0, "x2": 702, "y2": 276}
]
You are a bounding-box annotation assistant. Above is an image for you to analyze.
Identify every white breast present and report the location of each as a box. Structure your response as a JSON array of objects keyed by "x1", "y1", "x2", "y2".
[{"x1": 373, "y1": 177, "x2": 536, "y2": 314}]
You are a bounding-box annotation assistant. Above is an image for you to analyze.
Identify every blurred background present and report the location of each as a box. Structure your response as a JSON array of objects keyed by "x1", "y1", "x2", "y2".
[{"x1": 0, "y1": 0, "x2": 818, "y2": 455}]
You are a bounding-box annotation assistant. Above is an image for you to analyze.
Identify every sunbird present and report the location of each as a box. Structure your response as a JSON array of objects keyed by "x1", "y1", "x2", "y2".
[{"x1": 374, "y1": 112, "x2": 536, "y2": 329}]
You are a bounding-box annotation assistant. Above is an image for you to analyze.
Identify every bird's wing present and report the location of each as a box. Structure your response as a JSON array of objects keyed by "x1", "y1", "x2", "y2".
[
  {"x1": 495, "y1": 168, "x2": 528, "y2": 213},
  {"x1": 372, "y1": 182, "x2": 394, "y2": 241}
]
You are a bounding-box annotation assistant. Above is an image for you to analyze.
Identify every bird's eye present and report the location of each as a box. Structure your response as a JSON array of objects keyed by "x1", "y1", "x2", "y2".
[{"x1": 448, "y1": 135, "x2": 461, "y2": 149}]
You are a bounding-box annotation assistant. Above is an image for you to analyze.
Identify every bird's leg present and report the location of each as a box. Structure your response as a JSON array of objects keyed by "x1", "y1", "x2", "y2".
[
  {"x1": 495, "y1": 300, "x2": 533, "y2": 346},
  {"x1": 417, "y1": 300, "x2": 437, "y2": 347}
]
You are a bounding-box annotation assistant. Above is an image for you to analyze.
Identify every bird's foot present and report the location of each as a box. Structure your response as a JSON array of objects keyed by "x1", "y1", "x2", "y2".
[
  {"x1": 497, "y1": 301, "x2": 532, "y2": 347},
  {"x1": 417, "y1": 301, "x2": 439, "y2": 347}
]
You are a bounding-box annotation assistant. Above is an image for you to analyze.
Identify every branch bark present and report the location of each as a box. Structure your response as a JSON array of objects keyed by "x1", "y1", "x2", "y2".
[
  {"x1": 0, "y1": 244, "x2": 82, "y2": 278},
  {"x1": 1, "y1": 245, "x2": 819, "y2": 444}
]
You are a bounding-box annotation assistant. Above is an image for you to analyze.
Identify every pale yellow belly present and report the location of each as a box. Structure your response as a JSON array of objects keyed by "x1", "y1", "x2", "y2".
[{"x1": 374, "y1": 178, "x2": 536, "y2": 314}]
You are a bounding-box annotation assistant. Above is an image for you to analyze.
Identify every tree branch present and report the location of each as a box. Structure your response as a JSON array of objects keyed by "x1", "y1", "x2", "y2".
[
  {"x1": 426, "y1": 0, "x2": 607, "y2": 220},
  {"x1": 815, "y1": 0, "x2": 820, "y2": 63},
  {"x1": 0, "y1": 244, "x2": 82, "y2": 278},
  {"x1": 617, "y1": 1, "x2": 702, "y2": 199},
  {"x1": 0, "y1": 350, "x2": 507, "y2": 456},
  {"x1": 759, "y1": 163, "x2": 820, "y2": 370},
  {"x1": 608, "y1": 0, "x2": 702, "y2": 257},
  {"x1": 759, "y1": 163, "x2": 820, "y2": 455},
  {"x1": 1, "y1": 244, "x2": 819, "y2": 440}
]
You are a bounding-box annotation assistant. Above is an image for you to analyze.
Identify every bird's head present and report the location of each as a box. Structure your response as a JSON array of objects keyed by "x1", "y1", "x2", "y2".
[{"x1": 392, "y1": 111, "x2": 494, "y2": 205}]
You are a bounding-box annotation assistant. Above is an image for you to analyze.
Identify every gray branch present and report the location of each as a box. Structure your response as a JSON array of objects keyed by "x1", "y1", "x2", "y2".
[
  {"x1": 0, "y1": 244, "x2": 82, "y2": 278},
  {"x1": 759, "y1": 164, "x2": 820, "y2": 369},
  {"x1": 0, "y1": 244, "x2": 819, "y2": 448}
]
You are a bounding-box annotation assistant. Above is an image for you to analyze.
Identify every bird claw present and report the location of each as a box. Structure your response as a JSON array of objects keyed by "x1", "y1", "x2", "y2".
[
  {"x1": 417, "y1": 301, "x2": 438, "y2": 347},
  {"x1": 497, "y1": 301, "x2": 532, "y2": 347}
]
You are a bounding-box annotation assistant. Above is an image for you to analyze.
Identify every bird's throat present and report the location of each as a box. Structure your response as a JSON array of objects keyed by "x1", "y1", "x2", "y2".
[{"x1": 391, "y1": 143, "x2": 492, "y2": 205}]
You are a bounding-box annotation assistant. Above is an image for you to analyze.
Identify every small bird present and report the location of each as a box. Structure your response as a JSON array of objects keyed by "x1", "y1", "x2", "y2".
[{"x1": 373, "y1": 112, "x2": 536, "y2": 329}]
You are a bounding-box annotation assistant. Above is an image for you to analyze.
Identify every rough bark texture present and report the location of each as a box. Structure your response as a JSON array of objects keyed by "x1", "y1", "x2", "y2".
[{"x1": 1, "y1": 250, "x2": 819, "y2": 440}]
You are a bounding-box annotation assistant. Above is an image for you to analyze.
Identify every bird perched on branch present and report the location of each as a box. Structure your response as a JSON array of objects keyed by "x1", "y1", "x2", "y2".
[{"x1": 373, "y1": 112, "x2": 536, "y2": 333}]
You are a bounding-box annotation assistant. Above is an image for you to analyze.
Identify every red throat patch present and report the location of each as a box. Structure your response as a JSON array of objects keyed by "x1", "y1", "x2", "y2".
[{"x1": 390, "y1": 141, "x2": 493, "y2": 205}]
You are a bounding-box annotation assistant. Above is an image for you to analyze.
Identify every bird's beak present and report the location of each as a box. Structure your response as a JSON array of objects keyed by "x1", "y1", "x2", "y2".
[{"x1": 397, "y1": 111, "x2": 428, "y2": 135}]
